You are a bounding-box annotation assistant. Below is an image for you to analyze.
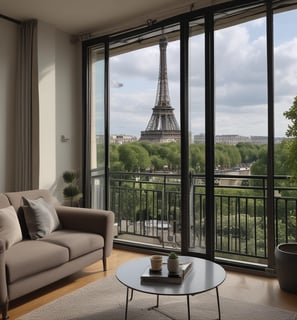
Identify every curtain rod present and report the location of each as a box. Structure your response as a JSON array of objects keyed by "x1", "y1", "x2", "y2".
[{"x1": 0, "y1": 13, "x2": 21, "y2": 24}]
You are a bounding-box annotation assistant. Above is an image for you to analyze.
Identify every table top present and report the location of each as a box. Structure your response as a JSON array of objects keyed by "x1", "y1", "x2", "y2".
[{"x1": 116, "y1": 256, "x2": 226, "y2": 296}]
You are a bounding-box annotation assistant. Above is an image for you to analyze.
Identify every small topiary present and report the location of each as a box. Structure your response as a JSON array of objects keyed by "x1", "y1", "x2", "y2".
[
  {"x1": 168, "y1": 252, "x2": 178, "y2": 259},
  {"x1": 62, "y1": 170, "x2": 82, "y2": 206},
  {"x1": 63, "y1": 171, "x2": 78, "y2": 184},
  {"x1": 63, "y1": 185, "x2": 80, "y2": 198}
]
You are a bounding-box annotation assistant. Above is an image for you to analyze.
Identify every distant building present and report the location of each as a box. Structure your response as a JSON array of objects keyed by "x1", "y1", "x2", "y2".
[
  {"x1": 193, "y1": 134, "x2": 286, "y2": 145},
  {"x1": 216, "y1": 135, "x2": 250, "y2": 145},
  {"x1": 250, "y1": 136, "x2": 267, "y2": 144},
  {"x1": 96, "y1": 134, "x2": 137, "y2": 145},
  {"x1": 110, "y1": 134, "x2": 137, "y2": 144},
  {"x1": 193, "y1": 134, "x2": 205, "y2": 144}
]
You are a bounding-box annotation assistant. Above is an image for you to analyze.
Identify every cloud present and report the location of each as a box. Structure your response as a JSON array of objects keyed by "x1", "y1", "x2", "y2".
[{"x1": 106, "y1": 12, "x2": 297, "y2": 138}]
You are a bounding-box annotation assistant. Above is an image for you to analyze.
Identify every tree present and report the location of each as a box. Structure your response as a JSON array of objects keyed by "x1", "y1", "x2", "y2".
[
  {"x1": 118, "y1": 143, "x2": 151, "y2": 172},
  {"x1": 274, "y1": 141, "x2": 290, "y2": 176},
  {"x1": 284, "y1": 96, "x2": 297, "y2": 180},
  {"x1": 215, "y1": 144, "x2": 241, "y2": 169},
  {"x1": 236, "y1": 142, "x2": 260, "y2": 163},
  {"x1": 250, "y1": 142, "x2": 290, "y2": 177},
  {"x1": 151, "y1": 155, "x2": 166, "y2": 170},
  {"x1": 250, "y1": 145, "x2": 267, "y2": 175},
  {"x1": 190, "y1": 144, "x2": 205, "y2": 173}
]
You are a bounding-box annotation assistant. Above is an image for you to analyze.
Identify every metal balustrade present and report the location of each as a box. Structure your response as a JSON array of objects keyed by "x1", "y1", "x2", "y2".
[{"x1": 91, "y1": 171, "x2": 297, "y2": 265}]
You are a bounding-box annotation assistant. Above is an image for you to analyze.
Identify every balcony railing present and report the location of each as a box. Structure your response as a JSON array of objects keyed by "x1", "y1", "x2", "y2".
[{"x1": 91, "y1": 171, "x2": 297, "y2": 266}]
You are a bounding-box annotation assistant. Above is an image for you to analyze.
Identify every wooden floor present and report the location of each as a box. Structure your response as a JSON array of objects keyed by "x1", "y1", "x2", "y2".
[{"x1": 8, "y1": 249, "x2": 297, "y2": 319}]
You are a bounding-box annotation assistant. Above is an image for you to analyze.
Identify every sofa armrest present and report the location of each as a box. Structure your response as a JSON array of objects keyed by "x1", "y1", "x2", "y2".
[
  {"x1": 55, "y1": 206, "x2": 114, "y2": 258},
  {"x1": 0, "y1": 239, "x2": 8, "y2": 319}
]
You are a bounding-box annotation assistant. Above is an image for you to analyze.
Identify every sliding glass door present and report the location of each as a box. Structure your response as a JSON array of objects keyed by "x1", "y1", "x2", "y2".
[
  {"x1": 108, "y1": 26, "x2": 182, "y2": 249},
  {"x1": 188, "y1": 18, "x2": 206, "y2": 255},
  {"x1": 85, "y1": 43, "x2": 109, "y2": 209}
]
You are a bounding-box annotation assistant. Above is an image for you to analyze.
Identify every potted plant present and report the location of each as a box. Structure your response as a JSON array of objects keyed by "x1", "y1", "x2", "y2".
[
  {"x1": 167, "y1": 252, "x2": 180, "y2": 274},
  {"x1": 275, "y1": 243, "x2": 297, "y2": 293},
  {"x1": 62, "y1": 170, "x2": 82, "y2": 206}
]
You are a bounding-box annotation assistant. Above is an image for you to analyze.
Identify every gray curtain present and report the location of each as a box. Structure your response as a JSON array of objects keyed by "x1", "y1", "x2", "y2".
[{"x1": 15, "y1": 20, "x2": 39, "y2": 191}]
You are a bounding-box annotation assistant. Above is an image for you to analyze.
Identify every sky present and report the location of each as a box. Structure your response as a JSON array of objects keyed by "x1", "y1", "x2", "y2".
[{"x1": 106, "y1": 9, "x2": 297, "y2": 139}]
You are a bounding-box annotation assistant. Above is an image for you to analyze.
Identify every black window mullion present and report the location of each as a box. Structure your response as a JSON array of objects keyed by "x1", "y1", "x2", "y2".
[
  {"x1": 266, "y1": 0, "x2": 276, "y2": 270},
  {"x1": 180, "y1": 19, "x2": 190, "y2": 255},
  {"x1": 205, "y1": 11, "x2": 215, "y2": 261}
]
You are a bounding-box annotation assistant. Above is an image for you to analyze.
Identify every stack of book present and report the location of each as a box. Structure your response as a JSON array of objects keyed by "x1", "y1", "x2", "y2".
[{"x1": 141, "y1": 260, "x2": 193, "y2": 284}]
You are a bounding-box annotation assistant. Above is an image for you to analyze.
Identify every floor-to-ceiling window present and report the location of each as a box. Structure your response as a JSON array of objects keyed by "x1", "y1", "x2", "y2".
[
  {"x1": 84, "y1": 43, "x2": 108, "y2": 209},
  {"x1": 188, "y1": 18, "x2": 206, "y2": 254},
  {"x1": 104, "y1": 25, "x2": 182, "y2": 249},
  {"x1": 214, "y1": 14, "x2": 268, "y2": 265},
  {"x1": 83, "y1": 1, "x2": 297, "y2": 271},
  {"x1": 274, "y1": 9, "x2": 297, "y2": 246}
]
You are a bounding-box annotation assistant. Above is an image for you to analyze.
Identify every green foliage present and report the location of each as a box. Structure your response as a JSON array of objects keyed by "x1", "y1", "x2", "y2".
[
  {"x1": 215, "y1": 144, "x2": 241, "y2": 169},
  {"x1": 109, "y1": 138, "x2": 294, "y2": 180},
  {"x1": 284, "y1": 96, "x2": 297, "y2": 137},
  {"x1": 168, "y1": 252, "x2": 178, "y2": 259},
  {"x1": 63, "y1": 185, "x2": 80, "y2": 197},
  {"x1": 236, "y1": 142, "x2": 260, "y2": 163},
  {"x1": 190, "y1": 144, "x2": 205, "y2": 173},
  {"x1": 284, "y1": 96, "x2": 297, "y2": 181},
  {"x1": 62, "y1": 170, "x2": 82, "y2": 206},
  {"x1": 117, "y1": 143, "x2": 151, "y2": 172},
  {"x1": 62, "y1": 171, "x2": 78, "y2": 183},
  {"x1": 151, "y1": 155, "x2": 167, "y2": 170},
  {"x1": 274, "y1": 141, "x2": 290, "y2": 176},
  {"x1": 109, "y1": 142, "x2": 254, "y2": 174},
  {"x1": 250, "y1": 145, "x2": 267, "y2": 175}
]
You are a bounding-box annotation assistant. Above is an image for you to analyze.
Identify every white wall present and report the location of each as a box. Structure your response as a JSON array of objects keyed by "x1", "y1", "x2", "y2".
[
  {"x1": 38, "y1": 22, "x2": 82, "y2": 201},
  {"x1": 0, "y1": 19, "x2": 81, "y2": 199},
  {"x1": 0, "y1": 19, "x2": 18, "y2": 192}
]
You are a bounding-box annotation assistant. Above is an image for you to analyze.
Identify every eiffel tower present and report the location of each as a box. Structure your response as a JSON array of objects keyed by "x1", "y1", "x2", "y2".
[{"x1": 139, "y1": 35, "x2": 180, "y2": 143}]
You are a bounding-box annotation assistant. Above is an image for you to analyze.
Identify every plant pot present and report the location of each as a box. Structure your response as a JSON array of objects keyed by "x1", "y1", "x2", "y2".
[
  {"x1": 167, "y1": 257, "x2": 180, "y2": 273},
  {"x1": 275, "y1": 243, "x2": 297, "y2": 294},
  {"x1": 150, "y1": 255, "x2": 163, "y2": 271}
]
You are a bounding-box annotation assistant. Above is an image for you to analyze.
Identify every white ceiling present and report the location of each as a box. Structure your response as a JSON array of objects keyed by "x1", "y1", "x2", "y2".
[{"x1": 0, "y1": 0, "x2": 230, "y2": 36}]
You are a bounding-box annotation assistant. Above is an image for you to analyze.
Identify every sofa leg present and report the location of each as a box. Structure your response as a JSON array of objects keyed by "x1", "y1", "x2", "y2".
[
  {"x1": 1, "y1": 300, "x2": 9, "y2": 320},
  {"x1": 103, "y1": 257, "x2": 107, "y2": 271}
]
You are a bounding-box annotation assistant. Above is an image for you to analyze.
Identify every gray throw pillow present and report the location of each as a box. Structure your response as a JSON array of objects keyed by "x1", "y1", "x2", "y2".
[
  {"x1": 0, "y1": 205, "x2": 23, "y2": 249},
  {"x1": 22, "y1": 197, "x2": 61, "y2": 240}
]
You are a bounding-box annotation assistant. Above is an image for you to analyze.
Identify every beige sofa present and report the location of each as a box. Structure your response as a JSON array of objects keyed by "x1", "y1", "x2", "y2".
[{"x1": 0, "y1": 189, "x2": 114, "y2": 320}]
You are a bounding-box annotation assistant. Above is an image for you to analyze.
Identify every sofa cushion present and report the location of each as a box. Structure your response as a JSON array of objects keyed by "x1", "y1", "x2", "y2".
[
  {"x1": 5, "y1": 189, "x2": 60, "y2": 239},
  {"x1": 22, "y1": 197, "x2": 61, "y2": 240},
  {"x1": 0, "y1": 206, "x2": 23, "y2": 249},
  {"x1": 0, "y1": 193, "x2": 10, "y2": 209},
  {"x1": 5, "y1": 240, "x2": 69, "y2": 283},
  {"x1": 5, "y1": 189, "x2": 60, "y2": 212},
  {"x1": 40, "y1": 230, "x2": 104, "y2": 260}
]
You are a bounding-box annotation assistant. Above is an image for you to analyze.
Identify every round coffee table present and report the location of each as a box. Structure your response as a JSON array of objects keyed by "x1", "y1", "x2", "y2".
[{"x1": 116, "y1": 256, "x2": 226, "y2": 320}]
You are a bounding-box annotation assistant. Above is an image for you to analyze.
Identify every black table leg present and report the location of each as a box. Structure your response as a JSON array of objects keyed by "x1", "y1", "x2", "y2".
[
  {"x1": 187, "y1": 295, "x2": 191, "y2": 320},
  {"x1": 155, "y1": 294, "x2": 159, "y2": 308},
  {"x1": 125, "y1": 287, "x2": 129, "y2": 320},
  {"x1": 216, "y1": 286, "x2": 221, "y2": 320},
  {"x1": 125, "y1": 287, "x2": 133, "y2": 320}
]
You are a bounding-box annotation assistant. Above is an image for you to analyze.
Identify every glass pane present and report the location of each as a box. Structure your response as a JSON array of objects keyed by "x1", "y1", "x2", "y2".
[
  {"x1": 89, "y1": 45, "x2": 106, "y2": 209},
  {"x1": 214, "y1": 17, "x2": 267, "y2": 264},
  {"x1": 109, "y1": 26, "x2": 181, "y2": 249},
  {"x1": 189, "y1": 18, "x2": 206, "y2": 254},
  {"x1": 274, "y1": 9, "x2": 297, "y2": 244}
]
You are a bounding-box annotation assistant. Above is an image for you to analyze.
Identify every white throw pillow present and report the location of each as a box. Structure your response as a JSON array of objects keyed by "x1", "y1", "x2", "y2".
[
  {"x1": 22, "y1": 197, "x2": 61, "y2": 240},
  {"x1": 0, "y1": 205, "x2": 23, "y2": 249}
]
